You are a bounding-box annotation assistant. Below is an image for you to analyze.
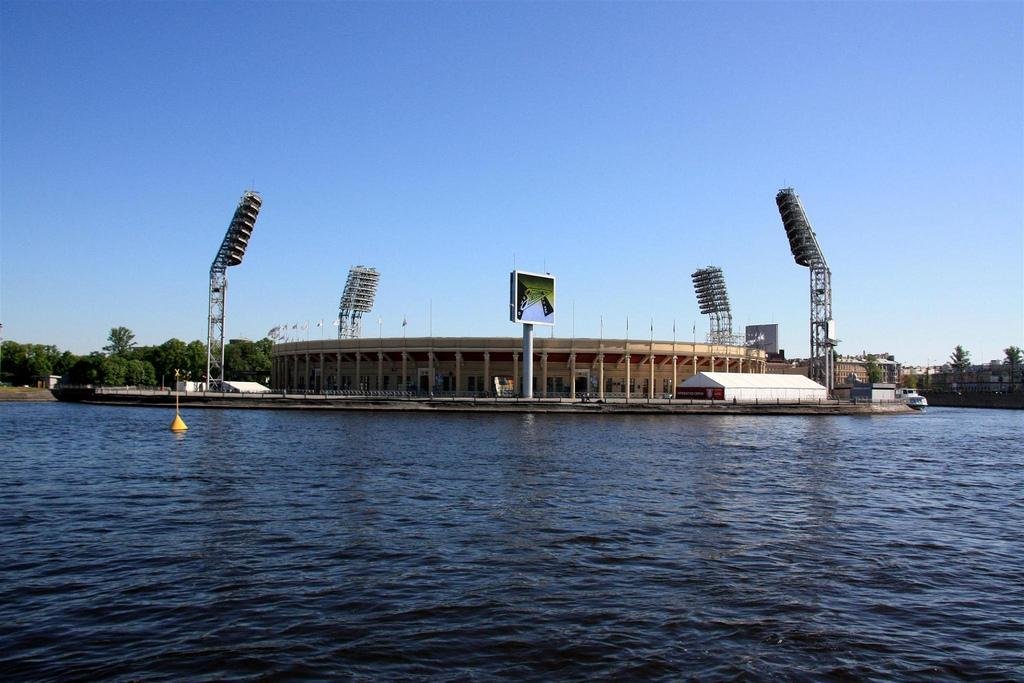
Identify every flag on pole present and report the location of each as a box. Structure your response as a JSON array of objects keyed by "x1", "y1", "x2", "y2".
[
  {"x1": 316, "y1": 320, "x2": 323, "y2": 328},
  {"x1": 402, "y1": 316, "x2": 407, "y2": 327},
  {"x1": 302, "y1": 321, "x2": 309, "y2": 331},
  {"x1": 332, "y1": 319, "x2": 340, "y2": 327}
]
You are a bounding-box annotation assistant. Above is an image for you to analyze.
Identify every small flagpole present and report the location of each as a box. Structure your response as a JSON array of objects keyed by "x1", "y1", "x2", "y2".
[{"x1": 693, "y1": 320, "x2": 697, "y2": 374}]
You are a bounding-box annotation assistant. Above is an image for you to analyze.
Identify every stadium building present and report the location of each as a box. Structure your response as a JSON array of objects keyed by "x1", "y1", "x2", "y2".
[{"x1": 271, "y1": 337, "x2": 767, "y2": 399}]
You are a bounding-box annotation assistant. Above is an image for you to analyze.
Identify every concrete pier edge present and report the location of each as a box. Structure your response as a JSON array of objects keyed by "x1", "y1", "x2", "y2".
[{"x1": 52, "y1": 388, "x2": 915, "y2": 415}]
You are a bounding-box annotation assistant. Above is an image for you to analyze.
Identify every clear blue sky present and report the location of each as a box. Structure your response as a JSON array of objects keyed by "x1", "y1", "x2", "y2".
[{"x1": 2, "y1": 1, "x2": 1021, "y2": 366}]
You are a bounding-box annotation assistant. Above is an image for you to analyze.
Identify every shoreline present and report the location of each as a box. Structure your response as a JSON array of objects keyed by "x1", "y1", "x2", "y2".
[
  {"x1": 51, "y1": 387, "x2": 915, "y2": 416},
  {"x1": 0, "y1": 388, "x2": 57, "y2": 402}
]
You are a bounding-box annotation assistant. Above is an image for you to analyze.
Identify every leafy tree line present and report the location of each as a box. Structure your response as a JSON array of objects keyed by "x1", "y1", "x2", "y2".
[{"x1": 2, "y1": 327, "x2": 272, "y2": 387}]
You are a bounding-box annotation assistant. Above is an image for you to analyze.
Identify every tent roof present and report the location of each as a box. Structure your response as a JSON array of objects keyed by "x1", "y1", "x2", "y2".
[
  {"x1": 680, "y1": 372, "x2": 826, "y2": 390},
  {"x1": 223, "y1": 381, "x2": 272, "y2": 393}
]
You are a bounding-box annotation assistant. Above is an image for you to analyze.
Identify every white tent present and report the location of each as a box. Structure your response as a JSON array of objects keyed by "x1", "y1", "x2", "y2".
[
  {"x1": 678, "y1": 372, "x2": 827, "y2": 402},
  {"x1": 222, "y1": 381, "x2": 272, "y2": 393}
]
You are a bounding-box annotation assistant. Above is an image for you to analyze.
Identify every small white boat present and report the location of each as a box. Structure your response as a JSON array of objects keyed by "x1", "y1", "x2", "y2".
[{"x1": 898, "y1": 388, "x2": 928, "y2": 410}]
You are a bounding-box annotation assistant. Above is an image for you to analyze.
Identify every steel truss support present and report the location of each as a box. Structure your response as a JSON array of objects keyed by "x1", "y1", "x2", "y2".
[
  {"x1": 809, "y1": 264, "x2": 833, "y2": 391},
  {"x1": 207, "y1": 270, "x2": 228, "y2": 387}
]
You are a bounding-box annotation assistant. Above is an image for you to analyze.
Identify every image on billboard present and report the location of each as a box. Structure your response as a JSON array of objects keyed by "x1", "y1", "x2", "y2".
[{"x1": 510, "y1": 270, "x2": 555, "y2": 326}]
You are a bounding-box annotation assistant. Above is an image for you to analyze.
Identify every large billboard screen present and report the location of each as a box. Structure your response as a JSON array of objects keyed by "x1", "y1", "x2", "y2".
[
  {"x1": 745, "y1": 324, "x2": 779, "y2": 354},
  {"x1": 510, "y1": 270, "x2": 555, "y2": 326}
]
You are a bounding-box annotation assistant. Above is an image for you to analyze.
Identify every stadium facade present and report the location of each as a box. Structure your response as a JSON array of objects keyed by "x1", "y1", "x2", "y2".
[{"x1": 272, "y1": 337, "x2": 767, "y2": 399}]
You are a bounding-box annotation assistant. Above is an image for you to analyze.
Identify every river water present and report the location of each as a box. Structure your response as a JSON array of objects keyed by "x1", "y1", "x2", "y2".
[{"x1": 1, "y1": 403, "x2": 1021, "y2": 680}]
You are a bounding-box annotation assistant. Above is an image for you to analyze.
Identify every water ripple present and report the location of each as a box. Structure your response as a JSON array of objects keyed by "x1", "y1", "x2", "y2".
[{"x1": 1, "y1": 404, "x2": 1022, "y2": 680}]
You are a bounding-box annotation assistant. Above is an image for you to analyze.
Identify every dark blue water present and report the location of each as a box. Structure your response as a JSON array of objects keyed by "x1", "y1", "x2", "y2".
[{"x1": 1, "y1": 403, "x2": 1022, "y2": 681}]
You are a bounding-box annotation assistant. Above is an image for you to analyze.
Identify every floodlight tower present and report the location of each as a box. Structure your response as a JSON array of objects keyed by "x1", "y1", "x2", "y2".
[
  {"x1": 207, "y1": 191, "x2": 262, "y2": 389},
  {"x1": 776, "y1": 187, "x2": 835, "y2": 391},
  {"x1": 691, "y1": 266, "x2": 734, "y2": 344},
  {"x1": 338, "y1": 266, "x2": 380, "y2": 339}
]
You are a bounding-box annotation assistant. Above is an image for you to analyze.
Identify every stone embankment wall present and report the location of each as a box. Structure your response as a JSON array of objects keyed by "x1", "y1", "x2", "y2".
[
  {"x1": 922, "y1": 391, "x2": 1024, "y2": 410},
  {"x1": 53, "y1": 387, "x2": 913, "y2": 415},
  {"x1": 0, "y1": 388, "x2": 56, "y2": 402}
]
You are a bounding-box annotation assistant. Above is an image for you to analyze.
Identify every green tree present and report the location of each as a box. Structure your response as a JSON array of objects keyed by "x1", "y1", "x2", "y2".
[
  {"x1": 223, "y1": 338, "x2": 273, "y2": 383},
  {"x1": 128, "y1": 344, "x2": 154, "y2": 364},
  {"x1": 865, "y1": 354, "x2": 884, "y2": 384},
  {"x1": 950, "y1": 345, "x2": 971, "y2": 389},
  {"x1": 67, "y1": 354, "x2": 104, "y2": 385},
  {"x1": 1005, "y1": 346, "x2": 1022, "y2": 393},
  {"x1": 104, "y1": 326, "x2": 136, "y2": 356},
  {"x1": 125, "y1": 359, "x2": 157, "y2": 386},
  {"x1": 151, "y1": 338, "x2": 190, "y2": 388},
  {"x1": 185, "y1": 340, "x2": 208, "y2": 381},
  {"x1": 0, "y1": 341, "x2": 27, "y2": 384},
  {"x1": 0, "y1": 342, "x2": 68, "y2": 385},
  {"x1": 25, "y1": 345, "x2": 61, "y2": 380},
  {"x1": 902, "y1": 372, "x2": 918, "y2": 389},
  {"x1": 100, "y1": 356, "x2": 129, "y2": 385},
  {"x1": 54, "y1": 351, "x2": 79, "y2": 377}
]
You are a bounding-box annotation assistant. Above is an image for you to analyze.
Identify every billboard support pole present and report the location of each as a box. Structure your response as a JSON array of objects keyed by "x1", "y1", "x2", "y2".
[{"x1": 522, "y1": 323, "x2": 534, "y2": 398}]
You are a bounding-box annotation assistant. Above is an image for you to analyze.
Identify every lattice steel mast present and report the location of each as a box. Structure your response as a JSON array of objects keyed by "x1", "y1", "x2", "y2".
[
  {"x1": 776, "y1": 188, "x2": 834, "y2": 391},
  {"x1": 338, "y1": 266, "x2": 380, "y2": 339},
  {"x1": 207, "y1": 191, "x2": 262, "y2": 389},
  {"x1": 691, "y1": 266, "x2": 736, "y2": 345}
]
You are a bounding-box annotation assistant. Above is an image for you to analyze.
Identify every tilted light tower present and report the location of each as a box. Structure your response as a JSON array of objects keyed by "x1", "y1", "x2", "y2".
[
  {"x1": 691, "y1": 266, "x2": 735, "y2": 344},
  {"x1": 207, "y1": 191, "x2": 262, "y2": 389},
  {"x1": 338, "y1": 266, "x2": 380, "y2": 339},
  {"x1": 776, "y1": 187, "x2": 835, "y2": 391}
]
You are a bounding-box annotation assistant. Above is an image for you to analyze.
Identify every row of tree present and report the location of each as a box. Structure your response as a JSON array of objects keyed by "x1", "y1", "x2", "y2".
[
  {"x1": 945, "y1": 344, "x2": 1023, "y2": 391},
  {"x1": 1, "y1": 327, "x2": 273, "y2": 387}
]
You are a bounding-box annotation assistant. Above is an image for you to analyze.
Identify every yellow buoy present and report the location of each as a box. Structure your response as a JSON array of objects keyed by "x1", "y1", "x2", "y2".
[{"x1": 170, "y1": 369, "x2": 188, "y2": 431}]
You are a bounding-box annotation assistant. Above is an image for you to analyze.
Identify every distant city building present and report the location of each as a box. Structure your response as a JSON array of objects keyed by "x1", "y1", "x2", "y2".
[
  {"x1": 925, "y1": 360, "x2": 1021, "y2": 393},
  {"x1": 832, "y1": 353, "x2": 900, "y2": 386},
  {"x1": 764, "y1": 355, "x2": 808, "y2": 377},
  {"x1": 900, "y1": 365, "x2": 942, "y2": 390},
  {"x1": 776, "y1": 352, "x2": 902, "y2": 387},
  {"x1": 745, "y1": 324, "x2": 779, "y2": 354}
]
